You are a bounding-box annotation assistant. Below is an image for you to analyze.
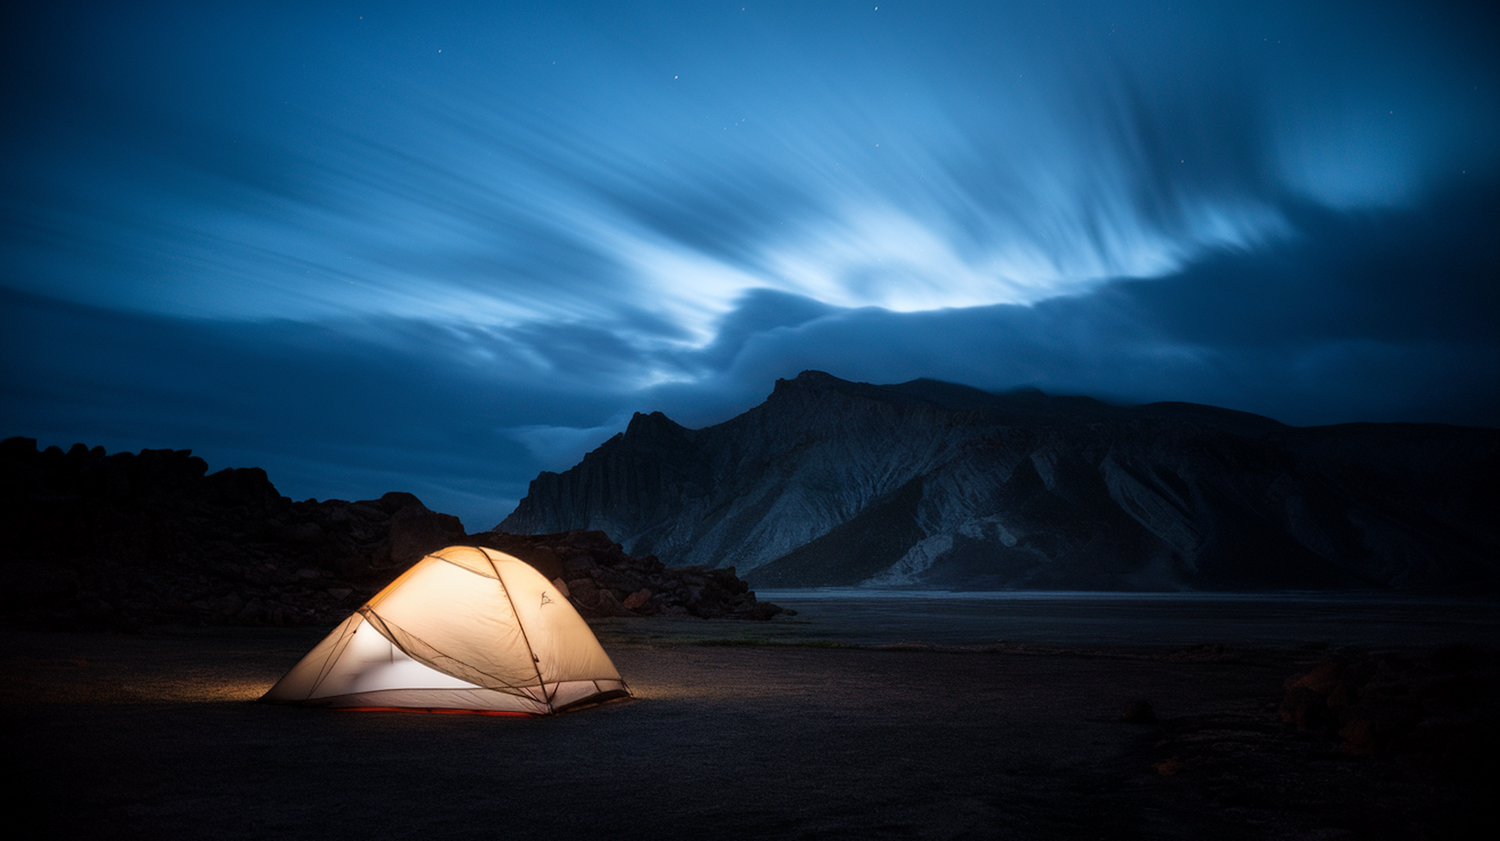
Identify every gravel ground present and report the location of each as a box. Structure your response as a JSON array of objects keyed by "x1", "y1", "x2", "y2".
[{"x1": 2, "y1": 617, "x2": 1491, "y2": 840}]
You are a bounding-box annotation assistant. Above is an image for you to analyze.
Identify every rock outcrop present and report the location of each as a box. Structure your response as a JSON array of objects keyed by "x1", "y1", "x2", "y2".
[
  {"x1": 466, "y1": 530, "x2": 786, "y2": 620},
  {"x1": 499, "y1": 371, "x2": 1500, "y2": 591},
  {"x1": 0, "y1": 437, "x2": 782, "y2": 629},
  {"x1": 1280, "y1": 646, "x2": 1500, "y2": 774}
]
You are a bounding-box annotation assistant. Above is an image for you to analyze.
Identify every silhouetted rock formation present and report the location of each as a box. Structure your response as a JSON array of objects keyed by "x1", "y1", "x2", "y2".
[
  {"x1": 468, "y1": 530, "x2": 786, "y2": 620},
  {"x1": 0, "y1": 437, "x2": 780, "y2": 629},
  {"x1": 500, "y1": 371, "x2": 1500, "y2": 590}
]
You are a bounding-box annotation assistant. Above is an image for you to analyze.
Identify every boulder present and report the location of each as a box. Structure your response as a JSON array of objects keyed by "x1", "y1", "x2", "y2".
[
  {"x1": 1279, "y1": 646, "x2": 1500, "y2": 775},
  {"x1": 466, "y1": 530, "x2": 788, "y2": 620}
]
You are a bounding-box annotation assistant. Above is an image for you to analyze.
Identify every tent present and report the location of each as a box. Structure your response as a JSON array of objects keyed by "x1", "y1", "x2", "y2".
[{"x1": 262, "y1": 545, "x2": 631, "y2": 715}]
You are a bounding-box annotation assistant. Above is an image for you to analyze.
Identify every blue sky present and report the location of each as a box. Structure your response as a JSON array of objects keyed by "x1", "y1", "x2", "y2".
[{"x1": 3, "y1": 1, "x2": 1497, "y2": 528}]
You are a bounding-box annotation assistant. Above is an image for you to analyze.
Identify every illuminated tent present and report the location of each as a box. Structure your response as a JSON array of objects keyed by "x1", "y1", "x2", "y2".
[{"x1": 262, "y1": 545, "x2": 630, "y2": 715}]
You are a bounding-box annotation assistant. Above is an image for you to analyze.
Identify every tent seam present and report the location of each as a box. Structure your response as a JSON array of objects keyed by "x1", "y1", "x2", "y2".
[{"x1": 486, "y1": 550, "x2": 554, "y2": 713}]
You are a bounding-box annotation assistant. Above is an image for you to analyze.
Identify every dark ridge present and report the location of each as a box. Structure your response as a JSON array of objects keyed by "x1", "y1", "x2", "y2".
[
  {"x1": 1129, "y1": 401, "x2": 1288, "y2": 439},
  {"x1": 0, "y1": 436, "x2": 781, "y2": 630}
]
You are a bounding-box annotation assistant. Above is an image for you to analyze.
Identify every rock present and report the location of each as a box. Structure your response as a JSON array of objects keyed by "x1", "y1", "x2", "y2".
[
  {"x1": 1121, "y1": 699, "x2": 1158, "y2": 724},
  {"x1": 592, "y1": 588, "x2": 633, "y2": 617},
  {"x1": 388, "y1": 502, "x2": 466, "y2": 566},
  {"x1": 567, "y1": 577, "x2": 601, "y2": 610},
  {"x1": 1279, "y1": 648, "x2": 1500, "y2": 774},
  {"x1": 8, "y1": 563, "x2": 79, "y2": 608},
  {"x1": 1152, "y1": 758, "x2": 1185, "y2": 776},
  {"x1": 277, "y1": 522, "x2": 327, "y2": 544},
  {"x1": 464, "y1": 529, "x2": 787, "y2": 621}
]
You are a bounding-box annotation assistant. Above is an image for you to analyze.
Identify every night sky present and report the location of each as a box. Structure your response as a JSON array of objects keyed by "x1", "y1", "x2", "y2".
[{"x1": 3, "y1": 1, "x2": 1497, "y2": 529}]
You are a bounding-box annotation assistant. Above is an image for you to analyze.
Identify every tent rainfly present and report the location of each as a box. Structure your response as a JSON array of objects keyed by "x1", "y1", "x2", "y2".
[{"x1": 262, "y1": 545, "x2": 631, "y2": 715}]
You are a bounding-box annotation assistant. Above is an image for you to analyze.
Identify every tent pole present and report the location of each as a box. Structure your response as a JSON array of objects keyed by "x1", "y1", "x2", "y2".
[{"x1": 488, "y1": 553, "x2": 553, "y2": 714}]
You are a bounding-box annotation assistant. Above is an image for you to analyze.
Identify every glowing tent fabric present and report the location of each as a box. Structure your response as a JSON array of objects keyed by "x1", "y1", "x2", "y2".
[{"x1": 262, "y1": 546, "x2": 630, "y2": 715}]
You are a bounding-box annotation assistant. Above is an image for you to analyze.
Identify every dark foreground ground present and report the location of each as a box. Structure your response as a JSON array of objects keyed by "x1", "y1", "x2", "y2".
[{"x1": 4, "y1": 602, "x2": 1496, "y2": 841}]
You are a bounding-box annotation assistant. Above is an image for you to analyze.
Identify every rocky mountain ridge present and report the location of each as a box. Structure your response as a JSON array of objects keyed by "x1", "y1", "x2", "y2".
[
  {"x1": 0, "y1": 437, "x2": 783, "y2": 629},
  {"x1": 500, "y1": 371, "x2": 1500, "y2": 590}
]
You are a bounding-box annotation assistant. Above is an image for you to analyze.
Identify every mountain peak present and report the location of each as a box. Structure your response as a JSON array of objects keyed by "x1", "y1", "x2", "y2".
[
  {"x1": 769, "y1": 370, "x2": 927, "y2": 406},
  {"x1": 773, "y1": 370, "x2": 845, "y2": 392},
  {"x1": 626, "y1": 410, "x2": 679, "y2": 432}
]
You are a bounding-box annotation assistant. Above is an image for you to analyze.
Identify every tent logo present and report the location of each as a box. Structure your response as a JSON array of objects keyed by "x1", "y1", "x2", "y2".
[{"x1": 540, "y1": 592, "x2": 553, "y2": 606}]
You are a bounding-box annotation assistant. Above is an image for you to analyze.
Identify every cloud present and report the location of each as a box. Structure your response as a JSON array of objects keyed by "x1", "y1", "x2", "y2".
[
  {"x1": 645, "y1": 184, "x2": 1500, "y2": 428},
  {"x1": 10, "y1": 1, "x2": 1494, "y2": 343},
  {"x1": 504, "y1": 419, "x2": 633, "y2": 475}
]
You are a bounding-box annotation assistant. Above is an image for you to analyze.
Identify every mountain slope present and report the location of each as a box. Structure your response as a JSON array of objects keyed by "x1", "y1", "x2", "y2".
[{"x1": 497, "y1": 371, "x2": 1500, "y2": 591}]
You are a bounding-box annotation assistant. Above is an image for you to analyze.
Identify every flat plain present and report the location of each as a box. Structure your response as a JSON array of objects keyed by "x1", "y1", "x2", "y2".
[{"x1": 5, "y1": 593, "x2": 1496, "y2": 840}]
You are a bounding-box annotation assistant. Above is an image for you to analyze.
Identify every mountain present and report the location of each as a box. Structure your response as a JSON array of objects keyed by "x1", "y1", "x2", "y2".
[{"x1": 497, "y1": 371, "x2": 1500, "y2": 591}]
